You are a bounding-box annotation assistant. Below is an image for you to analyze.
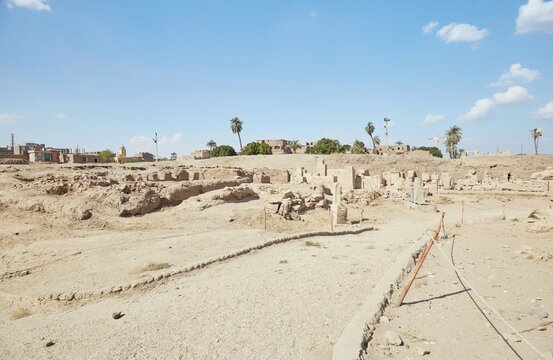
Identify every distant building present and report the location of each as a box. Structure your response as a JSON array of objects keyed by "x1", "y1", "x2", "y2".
[
  {"x1": 191, "y1": 150, "x2": 211, "y2": 160},
  {"x1": 256, "y1": 139, "x2": 292, "y2": 154},
  {"x1": 136, "y1": 152, "x2": 155, "y2": 162},
  {"x1": 461, "y1": 150, "x2": 481, "y2": 158},
  {"x1": 66, "y1": 153, "x2": 99, "y2": 164},
  {"x1": 115, "y1": 146, "x2": 127, "y2": 163},
  {"x1": 0, "y1": 146, "x2": 12, "y2": 155},
  {"x1": 373, "y1": 144, "x2": 410, "y2": 156}
]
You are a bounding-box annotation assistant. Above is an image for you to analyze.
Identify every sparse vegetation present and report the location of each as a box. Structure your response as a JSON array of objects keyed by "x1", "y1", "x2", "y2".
[
  {"x1": 437, "y1": 196, "x2": 454, "y2": 205},
  {"x1": 289, "y1": 140, "x2": 301, "y2": 153},
  {"x1": 230, "y1": 117, "x2": 244, "y2": 152},
  {"x1": 10, "y1": 307, "x2": 32, "y2": 320},
  {"x1": 98, "y1": 149, "x2": 115, "y2": 163},
  {"x1": 139, "y1": 262, "x2": 172, "y2": 273},
  {"x1": 351, "y1": 140, "x2": 367, "y2": 154},
  {"x1": 445, "y1": 125, "x2": 463, "y2": 159},
  {"x1": 279, "y1": 259, "x2": 288, "y2": 264},
  {"x1": 304, "y1": 240, "x2": 321, "y2": 247},
  {"x1": 311, "y1": 138, "x2": 341, "y2": 154},
  {"x1": 416, "y1": 146, "x2": 443, "y2": 158},
  {"x1": 206, "y1": 140, "x2": 217, "y2": 150},
  {"x1": 243, "y1": 142, "x2": 272, "y2": 155},
  {"x1": 211, "y1": 145, "x2": 237, "y2": 157}
]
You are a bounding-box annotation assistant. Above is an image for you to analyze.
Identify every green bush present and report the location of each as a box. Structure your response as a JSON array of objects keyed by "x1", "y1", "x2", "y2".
[
  {"x1": 311, "y1": 138, "x2": 341, "y2": 154},
  {"x1": 98, "y1": 149, "x2": 115, "y2": 163},
  {"x1": 351, "y1": 140, "x2": 367, "y2": 154},
  {"x1": 211, "y1": 145, "x2": 237, "y2": 157},
  {"x1": 243, "y1": 142, "x2": 272, "y2": 155},
  {"x1": 416, "y1": 146, "x2": 443, "y2": 158}
]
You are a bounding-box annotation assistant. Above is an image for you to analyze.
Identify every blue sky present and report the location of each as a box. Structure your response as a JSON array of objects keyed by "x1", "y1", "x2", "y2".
[{"x1": 1, "y1": 0, "x2": 553, "y2": 156}]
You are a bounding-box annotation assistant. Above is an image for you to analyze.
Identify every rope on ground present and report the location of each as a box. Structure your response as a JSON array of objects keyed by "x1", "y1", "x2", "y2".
[
  {"x1": 425, "y1": 229, "x2": 546, "y2": 359},
  {"x1": 463, "y1": 203, "x2": 503, "y2": 211}
]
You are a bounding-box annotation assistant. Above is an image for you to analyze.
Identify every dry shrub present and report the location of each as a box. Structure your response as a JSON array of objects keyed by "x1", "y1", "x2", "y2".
[
  {"x1": 437, "y1": 196, "x2": 454, "y2": 205},
  {"x1": 304, "y1": 240, "x2": 321, "y2": 247},
  {"x1": 139, "y1": 262, "x2": 171, "y2": 273},
  {"x1": 10, "y1": 307, "x2": 31, "y2": 320}
]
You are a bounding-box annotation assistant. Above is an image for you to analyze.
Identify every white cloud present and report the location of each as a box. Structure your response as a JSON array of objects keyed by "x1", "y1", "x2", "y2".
[
  {"x1": 460, "y1": 98, "x2": 495, "y2": 121},
  {"x1": 421, "y1": 113, "x2": 444, "y2": 126},
  {"x1": 492, "y1": 86, "x2": 534, "y2": 104},
  {"x1": 309, "y1": 10, "x2": 317, "y2": 18},
  {"x1": 436, "y1": 23, "x2": 489, "y2": 43},
  {"x1": 55, "y1": 112, "x2": 67, "y2": 120},
  {"x1": 128, "y1": 136, "x2": 152, "y2": 148},
  {"x1": 490, "y1": 63, "x2": 541, "y2": 87},
  {"x1": 534, "y1": 101, "x2": 553, "y2": 119},
  {"x1": 159, "y1": 133, "x2": 183, "y2": 146},
  {"x1": 516, "y1": 0, "x2": 553, "y2": 34},
  {"x1": 0, "y1": 113, "x2": 18, "y2": 124},
  {"x1": 422, "y1": 21, "x2": 439, "y2": 34},
  {"x1": 460, "y1": 86, "x2": 533, "y2": 121},
  {"x1": 5, "y1": 0, "x2": 51, "y2": 12}
]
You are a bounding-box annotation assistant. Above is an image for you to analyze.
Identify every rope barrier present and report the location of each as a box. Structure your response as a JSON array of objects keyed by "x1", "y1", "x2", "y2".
[
  {"x1": 426, "y1": 230, "x2": 546, "y2": 359},
  {"x1": 462, "y1": 203, "x2": 535, "y2": 212}
]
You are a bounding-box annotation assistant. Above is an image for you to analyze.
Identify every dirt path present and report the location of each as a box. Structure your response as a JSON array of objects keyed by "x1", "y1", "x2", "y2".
[
  {"x1": 1, "y1": 211, "x2": 435, "y2": 360},
  {"x1": 365, "y1": 219, "x2": 553, "y2": 359}
]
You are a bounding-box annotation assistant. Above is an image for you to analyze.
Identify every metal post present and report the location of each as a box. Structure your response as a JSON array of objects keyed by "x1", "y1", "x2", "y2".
[{"x1": 153, "y1": 132, "x2": 159, "y2": 161}]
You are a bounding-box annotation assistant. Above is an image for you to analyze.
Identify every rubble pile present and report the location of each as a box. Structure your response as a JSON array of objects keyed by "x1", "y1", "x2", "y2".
[
  {"x1": 527, "y1": 208, "x2": 553, "y2": 233},
  {"x1": 271, "y1": 185, "x2": 330, "y2": 220}
]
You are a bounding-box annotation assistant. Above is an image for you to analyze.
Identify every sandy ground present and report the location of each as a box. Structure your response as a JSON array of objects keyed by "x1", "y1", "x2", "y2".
[
  {"x1": 366, "y1": 208, "x2": 553, "y2": 359},
  {"x1": 1, "y1": 155, "x2": 552, "y2": 359},
  {"x1": 1, "y1": 207, "x2": 435, "y2": 360}
]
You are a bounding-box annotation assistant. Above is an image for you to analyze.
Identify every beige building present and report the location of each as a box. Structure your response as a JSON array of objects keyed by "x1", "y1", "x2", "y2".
[
  {"x1": 115, "y1": 146, "x2": 127, "y2": 163},
  {"x1": 67, "y1": 153, "x2": 99, "y2": 164},
  {"x1": 191, "y1": 150, "x2": 211, "y2": 160},
  {"x1": 256, "y1": 139, "x2": 292, "y2": 154},
  {"x1": 136, "y1": 152, "x2": 155, "y2": 162},
  {"x1": 373, "y1": 144, "x2": 410, "y2": 156}
]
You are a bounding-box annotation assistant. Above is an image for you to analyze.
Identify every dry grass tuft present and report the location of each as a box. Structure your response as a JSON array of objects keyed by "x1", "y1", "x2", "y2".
[
  {"x1": 139, "y1": 262, "x2": 172, "y2": 273},
  {"x1": 10, "y1": 307, "x2": 32, "y2": 320},
  {"x1": 304, "y1": 240, "x2": 321, "y2": 247},
  {"x1": 437, "y1": 196, "x2": 454, "y2": 205}
]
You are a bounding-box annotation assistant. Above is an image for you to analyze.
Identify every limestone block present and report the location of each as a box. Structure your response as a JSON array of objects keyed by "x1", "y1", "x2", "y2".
[{"x1": 173, "y1": 169, "x2": 189, "y2": 181}]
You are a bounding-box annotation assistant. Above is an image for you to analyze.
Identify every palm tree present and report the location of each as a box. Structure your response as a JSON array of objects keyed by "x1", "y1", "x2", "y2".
[
  {"x1": 365, "y1": 122, "x2": 377, "y2": 152},
  {"x1": 206, "y1": 140, "x2": 217, "y2": 150},
  {"x1": 373, "y1": 136, "x2": 381, "y2": 146},
  {"x1": 289, "y1": 140, "x2": 301, "y2": 154},
  {"x1": 170, "y1": 152, "x2": 177, "y2": 160},
  {"x1": 230, "y1": 117, "x2": 244, "y2": 152},
  {"x1": 445, "y1": 125, "x2": 463, "y2": 159},
  {"x1": 531, "y1": 128, "x2": 542, "y2": 155}
]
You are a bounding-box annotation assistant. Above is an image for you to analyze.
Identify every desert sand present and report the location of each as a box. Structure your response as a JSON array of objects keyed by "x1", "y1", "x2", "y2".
[{"x1": 1, "y1": 154, "x2": 552, "y2": 359}]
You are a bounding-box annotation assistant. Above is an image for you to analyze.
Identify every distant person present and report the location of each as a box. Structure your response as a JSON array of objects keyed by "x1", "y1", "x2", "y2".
[{"x1": 507, "y1": 172, "x2": 512, "y2": 182}]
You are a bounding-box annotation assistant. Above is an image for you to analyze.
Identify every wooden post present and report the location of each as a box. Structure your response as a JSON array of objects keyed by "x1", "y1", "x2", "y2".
[
  {"x1": 461, "y1": 201, "x2": 464, "y2": 225},
  {"x1": 395, "y1": 213, "x2": 445, "y2": 307},
  {"x1": 264, "y1": 207, "x2": 267, "y2": 231},
  {"x1": 360, "y1": 209, "x2": 364, "y2": 224},
  {"x1": 329, "y1": 208, "x2": 334, "y2": 232}
]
